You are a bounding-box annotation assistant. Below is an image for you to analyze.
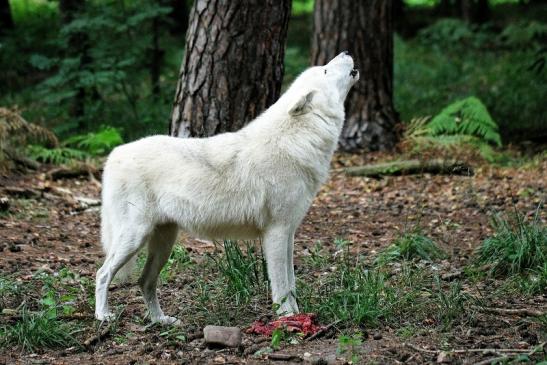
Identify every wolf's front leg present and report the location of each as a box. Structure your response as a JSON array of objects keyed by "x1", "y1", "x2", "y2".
[{"x1": 263, "y1": 225, "x2": 299, "y2": 316}]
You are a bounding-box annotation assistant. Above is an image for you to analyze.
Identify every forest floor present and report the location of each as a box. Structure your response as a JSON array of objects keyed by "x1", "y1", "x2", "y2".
[{"x1": 0, "y1": 149, "x2": 546, "y2": 364}]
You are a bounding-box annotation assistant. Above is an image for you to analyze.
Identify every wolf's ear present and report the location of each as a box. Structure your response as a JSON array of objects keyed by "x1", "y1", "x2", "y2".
[{"x1": 288, "y1": 90, "x2": 317, "y2": 116}]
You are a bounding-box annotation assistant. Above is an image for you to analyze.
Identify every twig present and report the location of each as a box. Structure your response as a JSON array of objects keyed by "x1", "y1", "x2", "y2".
[
  {"x1": 84, "y1": 321, "x2": 114, "y2": 348},
  {"x1": 404, "y1": 342, "x2": 538, "y2": 355},
  {"x1": 305, "y1": 319, "x2": 341, "y2": 342},
  {"x1": 472, "y1": 306, "x2": 545, "y2": 317},
  {"x1": 1, "y1": 308, "x2": 93, "y2": 321},
  {"x1": 268, "y1": 353, "x2": 302, "y2": 361},
  {"x1": 473, "y1": 342, "x2": 545, "y2": 365}
]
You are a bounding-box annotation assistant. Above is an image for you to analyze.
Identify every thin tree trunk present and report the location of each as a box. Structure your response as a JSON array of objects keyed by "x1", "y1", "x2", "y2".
[
  {"x1": 311, "y1": 0, "x2": 399, "y2": 151},
  {"x1": 150, "y1": 16, "x2": 164, "y2": 97},
  {"x1": 461, "y1": 0, "x2": 490, "y2": 23},
  {"x1": 170, "y1": 0, "x2": 291, "y2": 137},
  {"x1": 59, "y1": 0, "x2": 89, "y2": 124},
  {"x1": 169, "y1": 0, "x2": 189, "y2": 35},
  {"x1": 0, "y1": 0, "x2": 13, "y2": 34}
]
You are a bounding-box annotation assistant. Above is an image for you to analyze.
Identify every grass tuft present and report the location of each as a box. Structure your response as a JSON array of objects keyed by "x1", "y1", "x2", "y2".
[
  {"x1": 210, "y1": 240, "x2": 269, "y2": 305},
  {"x1": 475, "y1": 209, "x2": 546, "y2": 276},
  {"x1": 299, "y1": 258, "x2": 394, "y2": 326},
  {"x1": 375, "y1": 229, "x2": 445, "y2": 265},
  {"x1": 0, "y1": 307, "x2": 80, "y2": 352}
]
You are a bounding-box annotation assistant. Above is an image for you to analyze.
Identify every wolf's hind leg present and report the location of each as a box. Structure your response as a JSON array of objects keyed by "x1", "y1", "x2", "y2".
[
  {"x1": 138, "y1": 223, "x2": 179, "y2": 325},
  {"x1": 95, "y1": 225, "x2": 150, "y2": 321}
]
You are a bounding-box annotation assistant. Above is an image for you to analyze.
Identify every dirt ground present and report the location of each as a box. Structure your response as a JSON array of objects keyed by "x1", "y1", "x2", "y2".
[{"x1": 0, "y1": 150, "x2": 545, "y2": 364}]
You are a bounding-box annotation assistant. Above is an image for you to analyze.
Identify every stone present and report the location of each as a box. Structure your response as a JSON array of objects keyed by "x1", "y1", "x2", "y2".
[{"x1": 203, "y1": 325, "x2": 242, "y2": 348}]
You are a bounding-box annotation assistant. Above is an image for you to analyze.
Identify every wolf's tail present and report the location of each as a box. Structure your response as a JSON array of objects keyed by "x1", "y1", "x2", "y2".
[{"x1": 100, "y1": 182, "x2": 137, "y2": 283}]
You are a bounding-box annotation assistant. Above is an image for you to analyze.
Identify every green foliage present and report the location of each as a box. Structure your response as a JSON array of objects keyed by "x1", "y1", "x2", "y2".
[
  {"x1": 2, "y1": 0, "x2": 176, "y2": 140},
  {"x1": 63, "y1": 127, "x2": 123, "y2": 155},
  {"x1": 0, "y1": 307, "x2": 80, "y2": 352},
  {"x1": 395, "y1": 18, "x2": 547, "y2": 141},
  {"x1": 159, "y1": 245, "x2": 192, "y2": 282},
  {"x1": 0, "y1": 107, "x2": 58, "y2": 169},
  {"x1": 291, "y1": 0, "x2": 314, "y2": 16},
  {"x1": 337, "y1": 333, "x2": 363, "y2": 364},
  {"x1": 210, "y1": 240, "x2": 269, "y2": 305},
  {"x1": 417, "y1": 19, "x2": 476, "y2": 46},
  {"x1": 299, "y1": 259, "x2": 393, "y2": 326},
  {"x1": 427, "y1": 97, "x2": 502, "y2": 147},
  {"x1": 475, "y1": 209, "x2": 546, "y2": 277},
  {"x1": 0, "y1": 269, "x2": 87, "y2": 352},
  {"x1": 434, "y1": 278, "x2": 470, "y2": 328},
  {"x1": 375, "y1": 229, "x2": 445, "y2": 265},
  {"x1": 26, "y1": 145, "x2": 88, "y2": 164},
  {"x1": 498, "y1": 21, "x2": 547, "y2": 48}
]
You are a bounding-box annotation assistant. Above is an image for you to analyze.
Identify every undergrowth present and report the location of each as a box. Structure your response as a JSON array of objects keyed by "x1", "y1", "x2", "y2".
[
  {"x1": 375, "y1": 229, "x2": 445, "y2": 265},
  {"x1": 475, "y1": 208, "x2": 546, "y2": 277}
]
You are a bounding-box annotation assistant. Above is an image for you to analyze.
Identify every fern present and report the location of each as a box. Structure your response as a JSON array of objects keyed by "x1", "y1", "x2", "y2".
[
  {"x1": 63, "y1": 127, "x2": 123, "y2": 156},
  {"x1": 26, "y1": 145, "x2": 89, "y2": 165},
  {"x1": 427, "y1": 97, "x2": 502, "y2": 147},
  {"x1": 0, "y1": 107, "x2": 59, "y2": 170}
]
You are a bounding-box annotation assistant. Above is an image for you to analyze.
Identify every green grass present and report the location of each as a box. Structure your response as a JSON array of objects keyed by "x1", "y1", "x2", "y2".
[
  {"x1": 475, "y1": 209, "x2": 546, "y2": 277},
  {"x1": 0, "y1": 307, "x2": 81, "y2": 352},
  {"x1": 210, "y1": 240, "x2": 269, "y2": 305},
  {"x1": 299, "y1": 258, "x2": 394, "y2": 326},
  {"x1": 159, "y1": 244, "x2": 192, "y2": 282},
  {"x1": 375, "y1": 229, "x2": 445, "y2": 265}
]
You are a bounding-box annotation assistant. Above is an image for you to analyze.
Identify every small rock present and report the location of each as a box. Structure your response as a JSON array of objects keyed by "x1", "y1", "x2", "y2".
[
  {"x1": 437, "y1": 351, "x2": 450, "y2": 363},
  {"x1": 0, "y1": 197, "x2": 9, "y2": 211},
  {"x1": 203, "y1": 325, "x2": 242, "y2": 348},
  {"x1": 373, "y1": 332, "x2": 382, "y2": 340},
  {"x1": 8, "y1": 244, "x2": 21, "y2": 252}
]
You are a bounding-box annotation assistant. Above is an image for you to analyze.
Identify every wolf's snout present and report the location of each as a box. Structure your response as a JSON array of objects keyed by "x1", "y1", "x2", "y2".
[
  {"x1": 343, "y1": 50, "x2": 351, "y2": 56},
  {"x1": 350, "y1": 69, "x2": 358, "y2": 78}
]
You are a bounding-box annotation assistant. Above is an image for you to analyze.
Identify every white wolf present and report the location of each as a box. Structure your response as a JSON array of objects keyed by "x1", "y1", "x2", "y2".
[{"x1": 95, "y1": 52, "x2": 359, "y2": 324}]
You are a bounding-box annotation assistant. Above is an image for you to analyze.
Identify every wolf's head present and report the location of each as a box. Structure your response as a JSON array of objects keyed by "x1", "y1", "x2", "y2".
[{"x1": 286, "y1": 52, "x2": 359, "y2": 117}]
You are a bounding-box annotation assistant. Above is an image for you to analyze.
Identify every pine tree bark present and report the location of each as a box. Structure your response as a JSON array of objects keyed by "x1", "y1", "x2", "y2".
[
  {"x1": 0, "y1": 0, "x2": 13, "y2": 34},
  {"x1": 170, "y1": 0, "x2": 291, "y2": 137},
  {"x1": 311, "y1": 0, "x2": 399, "y2": 152}
]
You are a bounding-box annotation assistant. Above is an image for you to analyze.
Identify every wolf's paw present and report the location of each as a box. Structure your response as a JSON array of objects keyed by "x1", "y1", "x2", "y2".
[
  {"x1": 152, "y1": 315, "x2": 181, "y2": 326},
  {"x1": 95, "y1": 311, "x2": 116, "y2": 322}
]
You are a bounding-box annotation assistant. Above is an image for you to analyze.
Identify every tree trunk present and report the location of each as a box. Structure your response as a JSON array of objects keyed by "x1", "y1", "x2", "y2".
[
  {"x1": 169, "y1": 0, "x2": 189, "y2": 35},
  {"x1": 150, "y1": 15, "x2": 164, "y2": 97},
  {"x1": 59, "y1": 0, "x2": 89, "y2": 123},
  {"x1": 311, "y1": 0, "x2": 399, "y2": 152},
  {"x1": 170, "y1": 0, "x2": 291, "y2": 137},
  {"x1": 436, "y1": 0, "x2": 490, "y2": 23},
  {"x1": 0, "y1": 0, "x2": 13, "y2": 34},
  {"x1": 461, "y1": 0, "x2": 490, "y2": 24}
]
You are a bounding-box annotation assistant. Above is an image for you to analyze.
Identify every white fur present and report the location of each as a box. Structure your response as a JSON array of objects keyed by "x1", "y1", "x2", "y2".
[{"x1": 95, "y1": 53, "x2": 359, "y2": 324}]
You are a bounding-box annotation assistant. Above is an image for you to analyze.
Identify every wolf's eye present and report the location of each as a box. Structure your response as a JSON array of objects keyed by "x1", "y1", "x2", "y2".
[{"x1": 324, "y1": 69, "x2": 327, "y2": 75}]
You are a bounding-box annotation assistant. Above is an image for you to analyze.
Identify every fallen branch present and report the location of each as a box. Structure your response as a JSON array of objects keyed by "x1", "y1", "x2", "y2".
[
  {"x1": 1, "y1": 308, "x2": 92, "y2": 321},
  {"x1": 404, "y1": 342, "x2": 537, "y2": 355},
  {"x1": 47, "y1": 163, "x2": 101, "y2": 181},
  {"x1": 2, "y1": 186, "x2": 41, "y2": 198},
  {"x1": 472, "y1": 306, "x2": 545, "y2": 317},
  {"x1": 344, "y1": 159, "x2": 473, "y2": 177},
  {"x1": 84, "y1": 322, "x2": 114, "y2": 348},
  {"x1": 268, "y1": 353, "x2": 302, "y2": 361},
  {"x1": 305, "y1": 319, "x2": 340, "y2": 342},
  {"x1": 474, "y1": 342, "x2": 545, "y2": 365}
]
